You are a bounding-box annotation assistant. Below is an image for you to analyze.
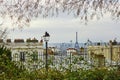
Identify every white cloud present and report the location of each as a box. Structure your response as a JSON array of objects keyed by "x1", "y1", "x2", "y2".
[{"x1": 7, "y1": 14, "x2": 120, "y2": 43}]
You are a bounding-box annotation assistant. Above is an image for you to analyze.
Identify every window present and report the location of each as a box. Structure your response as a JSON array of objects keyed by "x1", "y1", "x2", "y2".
[
  {"x1": 14, "y1": 53, "x2": 18, "y2": 61},
  {"x1": 32, "y1": 51, "x2": 38, "y2": 61},
  {"x1": 20, "y1": 52, "x2": 25, "y2": 61}
]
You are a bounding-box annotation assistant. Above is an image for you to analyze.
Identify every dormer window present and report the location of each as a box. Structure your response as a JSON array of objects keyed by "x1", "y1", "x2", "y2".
[
  {"x1": 6, "y1": 39, "x2": 11, "y2": 43},
  {"x1": 26, "y1": 38, "x2": 38, "y2": 43},
  {"x1": 0, "y1": 39, "x2": 3, "y2": 43},
  {"x1": 14, "y1": 39, "x2": 24, "y2": 43}
]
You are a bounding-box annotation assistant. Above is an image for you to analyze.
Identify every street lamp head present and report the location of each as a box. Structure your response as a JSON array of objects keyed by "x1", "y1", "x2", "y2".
[{"x1": 43, "y1": 32, "x2": 50, "y2": 42}]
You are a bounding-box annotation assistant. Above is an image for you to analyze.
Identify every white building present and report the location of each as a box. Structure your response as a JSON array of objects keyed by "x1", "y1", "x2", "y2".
[
  {"x1": 0, "y1": 38, "x2": 44, "y2": 70},
  {"x1": 66, "y1": 48, "x2": 77, "y2": 56},
  {"x1": 87, "y1": 40, "x2": 120, "y2": 66}
]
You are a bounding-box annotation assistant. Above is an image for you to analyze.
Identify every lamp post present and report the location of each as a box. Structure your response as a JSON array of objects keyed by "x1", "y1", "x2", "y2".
[
  {"x1": 109, "y1": 40, "x2": 113, "y2": 66},
  {"x1": 43, "y1": 32, "x2": 50, "y2": 72}
]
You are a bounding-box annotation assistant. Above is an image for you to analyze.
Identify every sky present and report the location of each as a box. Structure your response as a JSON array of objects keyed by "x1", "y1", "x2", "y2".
[{"x1": 2, "y1": 14, "x2": 120, "y2": 43}]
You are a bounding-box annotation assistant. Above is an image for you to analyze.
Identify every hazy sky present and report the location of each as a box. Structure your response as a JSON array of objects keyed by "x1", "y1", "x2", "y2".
[{"x1": 7, "y1": 14, "x2": 120, "y2": 43}]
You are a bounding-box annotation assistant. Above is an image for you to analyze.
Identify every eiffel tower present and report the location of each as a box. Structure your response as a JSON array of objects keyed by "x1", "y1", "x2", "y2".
[{"x1": 74, "y1": 32, "x2": 80, "y2": 52}]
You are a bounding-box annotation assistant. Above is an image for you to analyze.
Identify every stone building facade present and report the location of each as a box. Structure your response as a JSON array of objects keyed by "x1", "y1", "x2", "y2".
[
  {"x1": 0, "y1": 38, "x2": 44, "y2": 70},
  {"x1": 88, "y1": 41, "x2": 120, "y2": 67}
]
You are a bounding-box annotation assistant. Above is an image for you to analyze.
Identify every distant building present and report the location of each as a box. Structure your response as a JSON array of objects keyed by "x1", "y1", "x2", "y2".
[
  {"x1": 88, "y1": 40, "x2": 120, "y2": 67},
  {"x1": 66, "y1": 48, "x2": 77, "y2": 56},
  {"x1": 48, "y1": 47, "x2": 60, "y2": 55}
]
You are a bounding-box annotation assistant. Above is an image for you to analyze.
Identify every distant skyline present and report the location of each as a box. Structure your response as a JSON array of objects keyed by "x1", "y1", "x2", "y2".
[{"x1": 5, "y1": 14, "x2": 120, "y2": 43}]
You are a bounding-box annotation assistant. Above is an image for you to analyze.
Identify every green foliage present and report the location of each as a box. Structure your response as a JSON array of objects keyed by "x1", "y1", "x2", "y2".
[
  {"x1": 28, "y1": 68, "x2": 120, "y2": 80},
  {"x1": 0, "y1": 46, "x2": 120, "y2": 79},
  {"x1": 31, "y1": 51, "x2": 38, "y2": 61},
  {"x1": 0, "y1": 46, "x2": 29, "y2": 79},
  {"x1": 0, "y1": 45, "x2": 11, "y2": 60}
]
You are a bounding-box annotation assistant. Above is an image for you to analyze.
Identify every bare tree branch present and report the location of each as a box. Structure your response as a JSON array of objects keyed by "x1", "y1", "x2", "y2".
[
  {"x1": 0, "y1": 28, "x2": 8, "y2": 39},
  {"x1": 0, "y1": 0, "x2": 119, "y2": 28}
]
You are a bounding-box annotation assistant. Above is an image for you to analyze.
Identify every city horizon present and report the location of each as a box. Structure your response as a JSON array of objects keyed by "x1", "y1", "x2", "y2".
[{"x1": 6, "y1": 15, "x2": 120, "y2": 43}]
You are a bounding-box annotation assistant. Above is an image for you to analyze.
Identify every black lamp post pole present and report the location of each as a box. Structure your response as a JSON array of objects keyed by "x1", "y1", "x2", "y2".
[
  {"x1": 70, "y1": 52, "x2": 72, "y2": 72},
  {"x1": 109, "y1": 40, "x2": 112, "y2": 66},
  {"x1": 43, "y1": 31, "x2": 50, "y2": 72},
  {"x1": 45, "y1": 41, "x2": 48, "y2": 72},
  {"x1": 110, "y1": 43, "x2": 113, "y2": 66}
]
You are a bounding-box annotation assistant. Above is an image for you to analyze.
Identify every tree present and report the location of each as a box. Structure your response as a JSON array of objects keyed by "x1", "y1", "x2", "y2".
[
  {"x1": 0, "y1": 46, "x2": 29, "y2": 79},
  {"x1": 0, "y1": 0, "x2": 119, "y2": 28},
  {"x1": 0, "y1": 28, "x2": 8, "y2": 39}
]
